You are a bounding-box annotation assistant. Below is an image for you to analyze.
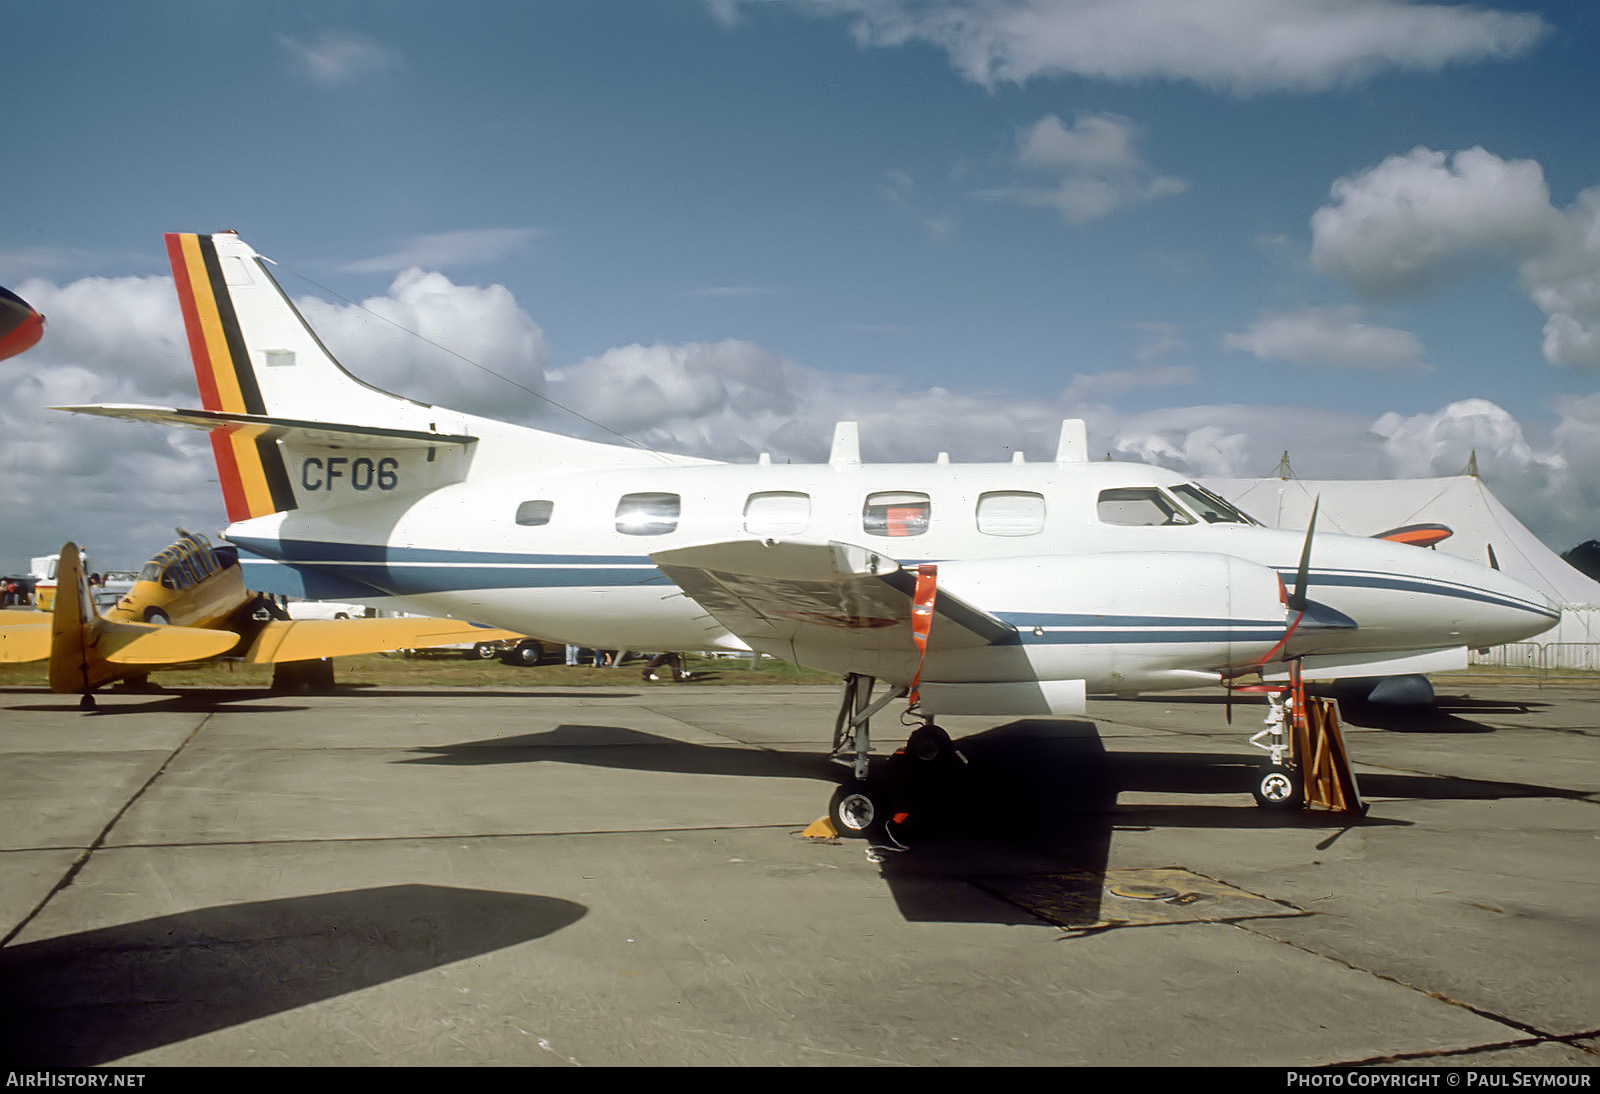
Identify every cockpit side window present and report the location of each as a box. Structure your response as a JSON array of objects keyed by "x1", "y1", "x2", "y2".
[
  {"x1": 1096, "y1": 487, "x2": 1196, "y2": 527},
  {"x1": 1171, "y1": 483, "x2": 1260, "y2": 525}
]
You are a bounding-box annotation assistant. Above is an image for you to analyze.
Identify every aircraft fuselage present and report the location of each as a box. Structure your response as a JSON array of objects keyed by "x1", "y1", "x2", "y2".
[{"x1": 225, "y1": 456, "x2": 1558, "y2": 694}]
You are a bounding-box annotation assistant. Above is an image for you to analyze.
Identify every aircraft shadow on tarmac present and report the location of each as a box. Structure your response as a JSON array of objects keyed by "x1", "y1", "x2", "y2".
[
  {"x1": 398, "y1": 721, "x2": 838, "y2": 779},
  {"x1": 0, "y1": 884, "x2": 586, "y2": 1067},
  {"x1": 1329, "y1": 693, "x2": 1539, "y2": 733},
  {"x1": 1114, "y1": 688, "x2": 1542, "y2": 734},
  {"x1": 399, "y1": 718, "x2": 1408, "y2": 930},
  {"x1": 864, "y1": 719, "x2": 1381, "y2": 928},
  {"x1": 2, "y1": 686, "x2": 655, "y2": 715}
]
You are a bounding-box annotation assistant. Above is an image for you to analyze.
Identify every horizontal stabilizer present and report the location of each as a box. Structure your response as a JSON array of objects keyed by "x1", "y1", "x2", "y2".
[
  {"x1": 51, "y1": 404, "x2": 477, "y2": 450},
  {"x1": 242, "y1": 618, "x2": 522, "y2": 664},
  {"x1": 0, "y1": 616, "x2": 51, "y2": 663},
  {"x1": 101, "y1": 622, "x2": 242, "y2": 666},
  {"x1": 652, "y1": 539, "x2": 1015, "y2": 653}
]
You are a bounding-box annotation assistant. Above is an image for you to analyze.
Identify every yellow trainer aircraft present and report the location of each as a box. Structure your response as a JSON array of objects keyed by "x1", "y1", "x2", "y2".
[{"x1": 0, "y1": 531, "x2": 521, "y2": 706}]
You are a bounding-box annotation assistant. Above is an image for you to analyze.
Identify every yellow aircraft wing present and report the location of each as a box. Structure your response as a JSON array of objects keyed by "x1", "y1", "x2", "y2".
[
  {"x1": 241, "y1": 618, "x2": 523, "y2": 664},
  {"x1": 0, "y1": 613, "x2": 51, "y2": 662}
]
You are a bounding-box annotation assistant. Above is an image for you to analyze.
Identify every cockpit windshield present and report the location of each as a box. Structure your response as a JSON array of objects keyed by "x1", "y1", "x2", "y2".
[{"x1": 1171, "y1": 483, "x2": 1261, "y2": 526}]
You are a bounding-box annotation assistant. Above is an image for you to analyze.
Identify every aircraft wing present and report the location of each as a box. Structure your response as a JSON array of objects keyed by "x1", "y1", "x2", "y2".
[
  {"x1": 240, "y1": 618, "x2": 522, "y2": 664},
  {"x1": 651, "y1": 540, "x2": 1016, "y2": 653},
  {"x1": 0, "y1": 614, "x2": 51, "y2": 662}
]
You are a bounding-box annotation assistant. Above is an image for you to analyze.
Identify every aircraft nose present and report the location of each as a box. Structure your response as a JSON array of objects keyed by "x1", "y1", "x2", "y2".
[
  {"x1": 1395, "y1": 546, "x2": 1560, "y2": 648},
  {"x1": 1298, "y1": 535, "x2": 1561, "y2": 654}
]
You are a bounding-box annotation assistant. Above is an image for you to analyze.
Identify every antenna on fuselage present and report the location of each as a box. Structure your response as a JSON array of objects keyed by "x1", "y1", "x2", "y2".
[
  {"x1": 829, "y1": 422, "x2": 860, "y2": 467},
  {"x1": 1055, "y1": 419, "x2": 1088, "y2": 463}
]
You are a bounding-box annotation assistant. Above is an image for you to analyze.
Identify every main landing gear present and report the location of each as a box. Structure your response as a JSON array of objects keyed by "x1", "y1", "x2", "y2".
[{"x1": 825, "y1": 674, "x2": 963, "y2": 849}]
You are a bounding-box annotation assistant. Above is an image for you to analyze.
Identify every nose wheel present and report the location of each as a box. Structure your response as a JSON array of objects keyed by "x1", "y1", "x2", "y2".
[{"x1": 1251, "y1": 763, "x2": 1304, "y2": 809}]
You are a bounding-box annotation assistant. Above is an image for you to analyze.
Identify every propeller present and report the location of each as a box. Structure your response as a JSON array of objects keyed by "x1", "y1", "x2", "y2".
[
  {"x1": 1287, "y1": 497, "x2": 1319, "y2": 616},
  {"x1": 1229, "y1": 497, "x2": 1320, "y2": 724}
]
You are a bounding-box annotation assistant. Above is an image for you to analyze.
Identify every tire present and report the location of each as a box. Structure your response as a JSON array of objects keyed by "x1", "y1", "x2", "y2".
[
  {"x1": 501, "y1": 641, "x2": 541, "y2": 667},
  {"x1": 906, "y1": 723, "x2": 951, "y2": 763},
  {"x1": 829, "y1": 782, "x2": 886, "y2": 840},
  {"x1": 1251, "y1": 764, "x2": 1304, "y2": 809},
  {"x1": 473, "y1": 643, "x2": 499, "y2": 660},
  {"x1": 144, "y1": 609, "x2": 171, "y2": 625}
]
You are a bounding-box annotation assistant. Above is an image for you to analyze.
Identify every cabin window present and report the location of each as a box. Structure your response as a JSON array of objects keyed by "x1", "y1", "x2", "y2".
[
  {"x1": 863, "y1": 491, "x2": 931, "y2": 537},
  {"x1": 616, "y1": 492, "x2": 681, "y2": 536},
  {"x1": 515, "y1": 500, "x2": 555, "y2": 527},
  {"x1": 1171, "y1": 483, "x2": 1259, "y2": 525},
  {"x1": 976, "y1": 491, "x2": 1046, "y2": 536},
  {"x1": 744, "y1": 491, "x2": 811, "y2": 536},
  {"x1": 1096, "y1": 487, "x2": 1196, "y2": 527}
]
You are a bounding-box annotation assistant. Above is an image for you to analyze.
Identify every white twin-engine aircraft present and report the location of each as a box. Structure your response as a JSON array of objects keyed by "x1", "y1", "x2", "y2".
[{"x1": 60, "y1": 233, "x2": 1558, "y2": 834}]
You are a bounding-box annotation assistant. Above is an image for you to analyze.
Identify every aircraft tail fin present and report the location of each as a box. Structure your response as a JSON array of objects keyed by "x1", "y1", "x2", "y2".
[
  {"x1": 166, "y1": 231, "x2": 449, "y2": 522},
  {"x1": 47, "y1": 542, "x2": 94, "y2": 695}
]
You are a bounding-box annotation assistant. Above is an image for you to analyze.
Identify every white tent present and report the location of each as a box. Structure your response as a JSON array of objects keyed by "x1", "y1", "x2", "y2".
[{"x1": 1204, "y1": 474, "x2": 1600, "y2": 649}]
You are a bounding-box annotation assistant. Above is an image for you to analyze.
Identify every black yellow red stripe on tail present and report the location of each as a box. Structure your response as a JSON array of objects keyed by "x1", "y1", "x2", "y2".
[
  {"x1": 166, "y1": 232, "x2": 296, "y2": 521},
  {"x1": 55, "y1": 231, "x2": 660, "y2": 526}
]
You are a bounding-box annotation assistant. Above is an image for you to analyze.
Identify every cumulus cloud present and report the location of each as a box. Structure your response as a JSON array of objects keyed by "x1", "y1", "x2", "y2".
[
  {"x1": 1222, "y1": 306, "x2": 1428, "y2": 371},
  {"x1": 723, "y1": 0, "x2": 1548, "y2": 93},
  {"x1": 276, "y1": 30, "x2": 403, "y2": 89},
  {"x1": 1310, "y1": 147, "x2": 1560, "y2": 298},
  {"x1": 985, "y1": 113, "x2": 1186, "y2": 223},
  {"x1": 1310, "y1": 147, "x2": 1600, "y2": 372},
  {"x1": 0, "y1": 277, "x2": 224, "y2": 571},
  {"x1": 1520, "y1": 187, "x2": 1600, "y2": 370},
  {"x1": 298, "y1": 269, "x2": 551, "y2": 422}
]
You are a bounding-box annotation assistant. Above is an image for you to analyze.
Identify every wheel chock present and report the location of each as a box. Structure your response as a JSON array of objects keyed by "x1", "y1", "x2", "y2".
[{"x1": 801, "y1": 816, "x2": 839, "y2": 839}]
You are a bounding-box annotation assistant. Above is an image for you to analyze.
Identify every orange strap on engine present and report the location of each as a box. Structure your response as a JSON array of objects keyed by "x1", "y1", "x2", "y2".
[{"x1": 908, "y1": 563, "x2": 937, "y2": 704}]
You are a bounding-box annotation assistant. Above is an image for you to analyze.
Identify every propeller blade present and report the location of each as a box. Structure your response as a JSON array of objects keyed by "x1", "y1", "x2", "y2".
[{"x1": 1287, "y1": 497, "x2": 1319, "y2": 614}]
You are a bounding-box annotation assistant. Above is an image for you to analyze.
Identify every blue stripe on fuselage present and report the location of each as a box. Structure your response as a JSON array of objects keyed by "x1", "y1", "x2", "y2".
[
  {"x1": 1274, "y1": 567, "x2": 1559, "y2": 622},
  {"x1": 228, "y1": 536, "x2": 668, "y2": 595}
]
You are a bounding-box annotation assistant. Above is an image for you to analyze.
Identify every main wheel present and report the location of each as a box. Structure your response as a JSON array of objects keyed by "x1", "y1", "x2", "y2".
[
  {"x1": 473, "y1": 642, "x2": 499, "y2": 659},
  {"x1": 1251, "y1": 764, "x2": 1304, "y2": 809},
  {"x1": 144, "y1": 609, "x2": 171, "y2": 625},
  {"x1": 829, "y1": 782, "x2": 885, "y2": 840},
  {"x1": 906, "y1": 723, "x2": 951, "y2": 763},
  {"x1": 501, "y1": 642, "x2": 541, "y2": 666}
]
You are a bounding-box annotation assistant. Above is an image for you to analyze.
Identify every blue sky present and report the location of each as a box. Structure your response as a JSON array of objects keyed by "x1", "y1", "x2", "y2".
[{"x1": 2, "y1": 0, "x2": 1598, "y2": 571}]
